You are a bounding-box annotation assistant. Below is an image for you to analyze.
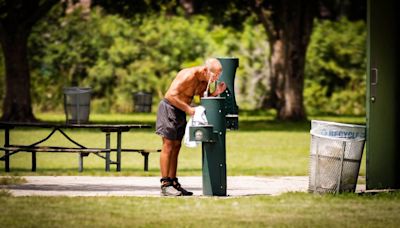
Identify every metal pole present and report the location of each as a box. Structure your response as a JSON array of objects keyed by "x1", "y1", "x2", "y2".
[
  {"x1": 32, "y1": 152, "x2": 36, "y2": 172},
  {"x1": 116, "y1": 131, "x2": 122, "y2": 171},
  {"x1": 105, "y1": 132, "x2": 110, "y2": 171},
  {"x1": 201, "y1": 97, "x2": 227, "y2": 196},
  {"x1": 143, "y1": 152, "x2": 149, "y2": 171},
  {"x1": 78, "y1": 153, "x2": 84, "y2": 172}
]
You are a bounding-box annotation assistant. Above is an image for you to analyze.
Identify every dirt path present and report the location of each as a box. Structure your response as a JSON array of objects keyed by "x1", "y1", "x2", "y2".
[{"x1": 1, "y1": 176, "x2": 366, "y2": 197}]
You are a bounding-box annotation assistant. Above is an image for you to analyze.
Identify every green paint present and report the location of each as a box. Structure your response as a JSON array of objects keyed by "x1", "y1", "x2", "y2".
[
  {"x1": 217, "y1": 57, "x2": 239, "y2": 130},
  {"x1": 367, "y1": 0, "x2": 400, "y2": 189},
  {"x1": 201, "y1": 97, "x2": 227, "y2": 196}
]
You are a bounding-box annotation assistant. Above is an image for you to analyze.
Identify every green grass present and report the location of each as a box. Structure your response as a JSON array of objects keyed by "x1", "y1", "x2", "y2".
[
  {"x1": 0, "y1": 192, "x2": 399, "y2": 227},
  {"x1": 0, "y1": 176, "x2": 27, "y2": 185},
  {"x1": 0, "y1": 113, "x2": 387, "y2": 227},
  {"x1": 0, "y1": 112, "x2": 366, "y2": 176}
]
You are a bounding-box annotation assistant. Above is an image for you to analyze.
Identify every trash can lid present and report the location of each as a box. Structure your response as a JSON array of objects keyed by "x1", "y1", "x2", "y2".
[
  {"x1": 63, "y1": 87, "x2": 92, "y2": 94},
  {"x1": 311, "y1": 120, "x2": 366, "y2": 129}
]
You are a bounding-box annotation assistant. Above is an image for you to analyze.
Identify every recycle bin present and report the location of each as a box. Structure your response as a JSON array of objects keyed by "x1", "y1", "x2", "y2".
[
  {"x1": 63, "y1": 87, "x2": 92, "y2": 124},
  {"x1": 133, "y1": 92, "x2": 153, "y2": 113},
  {"x1": 308, "y1": 120, "x2": 366, "y2": 193}
]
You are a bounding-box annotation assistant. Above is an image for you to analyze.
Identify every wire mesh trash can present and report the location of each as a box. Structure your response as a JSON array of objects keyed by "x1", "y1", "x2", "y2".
[
  {"x1": 133, "y1": 92, "x2": 152, "y2": 113},
  {"x1": 308, "y1": 120, "x2": 366, "y2": 194},
  {"x1": 63, "y1": 87, "x2": 92, "y2": 124}
]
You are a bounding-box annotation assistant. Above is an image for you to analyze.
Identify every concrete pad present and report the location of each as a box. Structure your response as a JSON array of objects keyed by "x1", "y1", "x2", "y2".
[{"x1": 1, "y1": 176, "x2": 366, "y2": 197}]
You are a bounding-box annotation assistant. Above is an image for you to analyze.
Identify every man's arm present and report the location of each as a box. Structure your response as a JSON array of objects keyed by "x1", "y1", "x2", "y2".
[
  {"x1": 209, "y1": 82, "x2": 227, "y2": 97},
  {"x1": 167, "y1": 94, "x2": 195, "y2": 116}
]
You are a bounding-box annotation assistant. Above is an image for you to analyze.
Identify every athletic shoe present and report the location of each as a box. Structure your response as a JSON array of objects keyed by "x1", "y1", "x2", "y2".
[
  {"x1": 172, "y1": 177, "x2": 193, "y2": 196},
  {"x1": 161, "y1": 185, "x2": 182, "y2": 196}
]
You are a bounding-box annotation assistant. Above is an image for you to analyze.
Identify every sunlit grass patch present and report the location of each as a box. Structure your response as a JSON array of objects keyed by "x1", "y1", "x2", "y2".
[
  {"x1": 0, "y1": 176, "x2": 27, "y2": 185},
  {"x1": 1, "y1": 113, "x2": 366, "y2": 176},
  {"x1": 0, "y1": 192, "x2": 399, "y2": 227}
]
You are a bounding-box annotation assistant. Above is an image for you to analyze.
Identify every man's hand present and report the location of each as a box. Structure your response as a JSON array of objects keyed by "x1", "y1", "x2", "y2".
[
  {"x1": 188, "y1": 107, "x2": 195, "y2": 116},
  {"x1": 213, "y1": 81, "x2": 227, "y2": 97}
]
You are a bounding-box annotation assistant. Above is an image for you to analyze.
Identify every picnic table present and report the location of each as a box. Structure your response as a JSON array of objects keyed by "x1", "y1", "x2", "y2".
[{"x1": 0, "y1": 121, "x2": 160, "y2": 172}]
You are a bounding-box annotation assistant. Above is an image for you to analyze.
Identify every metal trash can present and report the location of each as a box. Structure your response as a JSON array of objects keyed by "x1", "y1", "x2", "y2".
[
  {"x1": 133, "y1": 92, "x2": 152, "y2": 113},
  {"x1": 63, "y1": 87, "x2": 92, "y2": 124},
  {"x1": 308, "y1": 120, "x2": 366, "y2": 194}
]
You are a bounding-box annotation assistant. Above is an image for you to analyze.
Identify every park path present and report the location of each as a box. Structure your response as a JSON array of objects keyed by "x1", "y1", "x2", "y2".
[{"x1": 2, "y1": 176, "x2": 366, "y2": 197}]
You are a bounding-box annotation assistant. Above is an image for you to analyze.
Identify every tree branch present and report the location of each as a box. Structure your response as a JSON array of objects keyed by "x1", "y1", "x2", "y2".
[{"x1": 250, "y1": 0, "x2": 276, "y2": 42}]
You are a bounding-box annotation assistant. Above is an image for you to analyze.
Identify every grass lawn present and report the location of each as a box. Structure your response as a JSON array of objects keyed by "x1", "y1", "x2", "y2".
[
  {"x1": 1, "y1": 192, "x2": 399, "y2": 227},
  {"x1": 0, "y1": 112, "x2": 366, "y2": 177},
  {"x1": 1, "y1": 112, "x2": 397, "y2": 228}
]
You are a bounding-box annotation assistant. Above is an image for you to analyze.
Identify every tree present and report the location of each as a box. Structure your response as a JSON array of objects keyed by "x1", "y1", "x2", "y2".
[
  {"x1": 179, "y1": 0, "x2": 364, "y2": 121},
  {"x1": 0, "y1": 0, "x2": 59, "y2": 121},
  {"x1": 173, "y1": 0, "x2": 314, "y2": 120},
  {"x1": 251, "y1": 0, "x2": 317, "y2": 121}
]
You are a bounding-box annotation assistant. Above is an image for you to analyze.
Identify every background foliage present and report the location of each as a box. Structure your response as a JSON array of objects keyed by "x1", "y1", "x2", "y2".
[
  {"x1": 0, "y1": 6, "x2": 366, "y2": 115},
  {"x1": 305, "y1": 17, "x2": 366, "y2": 115}
]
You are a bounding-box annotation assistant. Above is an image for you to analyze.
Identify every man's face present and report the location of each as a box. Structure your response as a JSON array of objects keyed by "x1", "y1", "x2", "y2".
[{"x1": 208, "y1": 68, "x2": 222, "y2": 82}]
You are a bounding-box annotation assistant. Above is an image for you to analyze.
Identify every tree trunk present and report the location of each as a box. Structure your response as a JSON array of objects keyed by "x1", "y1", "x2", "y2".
[
  {"x1": 270, "y1": 27, "x2": 310, "y2": 121},
  {"x1": 0, "y1": 31, "x2": 36, "y2": 122},
  {"x1": 254, "y1": 0, "x2": 316, "y2": 121},
  {"x1": 0, "y1": 0, "x2": 59, "y2": 122}
]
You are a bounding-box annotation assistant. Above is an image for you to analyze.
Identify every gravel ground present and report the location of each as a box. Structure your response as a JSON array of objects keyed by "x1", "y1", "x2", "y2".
[{"x1": 0, "y1": 176, "x2": 366, "y2": 197}]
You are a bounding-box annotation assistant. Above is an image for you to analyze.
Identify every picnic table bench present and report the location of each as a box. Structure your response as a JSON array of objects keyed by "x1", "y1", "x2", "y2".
[{"x1": 0, "y1": 121, "x2": 161, "y2": 172}]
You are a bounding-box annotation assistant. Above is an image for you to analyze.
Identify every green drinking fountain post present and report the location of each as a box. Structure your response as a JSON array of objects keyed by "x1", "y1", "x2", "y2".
[
  {"x1": 218, "y1": 57, "x2": 239, "y2": 130},
  {"x1": 189, "y1": 57, "x2": 239, "y2": 196}
]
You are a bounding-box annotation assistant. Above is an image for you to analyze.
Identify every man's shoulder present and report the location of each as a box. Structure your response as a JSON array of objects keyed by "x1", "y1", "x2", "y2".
[
  {"x1": 179, "y1": 66, "x2": 202, "y2": 75},
  {"x1": 177, "y1": 67, "x2": 200, "y2": 81}
]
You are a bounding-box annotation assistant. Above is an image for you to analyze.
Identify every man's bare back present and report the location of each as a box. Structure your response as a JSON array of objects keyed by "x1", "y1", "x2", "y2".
[{"x1": 164, "y1": 59, "x2": 226, "y2": 116}]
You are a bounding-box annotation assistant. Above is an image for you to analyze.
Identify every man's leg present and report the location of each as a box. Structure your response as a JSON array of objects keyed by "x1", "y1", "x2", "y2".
[
  {"x1": 167, "y1": 140, "x2": 181, "y2": 178},
  {"x1": 160, "y1": 137, "x2": 182, "y2": 196},
  {"x1": 160, "y1": 137, "x2": 175, "y2": 178},
  {"x1": 168, "y1": 140, "x2": 193, "y2": 196}
]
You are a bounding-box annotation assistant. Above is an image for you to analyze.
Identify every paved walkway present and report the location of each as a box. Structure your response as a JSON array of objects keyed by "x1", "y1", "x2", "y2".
[{"x1": 2, "y1": 176, "x2": 366, "y2": 197}]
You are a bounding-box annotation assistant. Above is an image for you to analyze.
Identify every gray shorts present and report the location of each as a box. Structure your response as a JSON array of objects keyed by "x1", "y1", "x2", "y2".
[{"x1": 156, "y1": 99, "x2": 187, "y2": 140}]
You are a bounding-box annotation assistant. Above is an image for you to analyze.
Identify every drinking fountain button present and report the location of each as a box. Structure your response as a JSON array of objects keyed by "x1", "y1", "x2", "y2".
[{"x1": 195, "y1": 130, "x2": 204, "y2": 141}]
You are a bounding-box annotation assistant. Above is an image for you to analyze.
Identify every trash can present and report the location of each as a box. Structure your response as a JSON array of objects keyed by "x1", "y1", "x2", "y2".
[
  {"x1": 133, "y1": 92, "x2": 152, "y2": 113},
  {"x1": 308, "y1": 120, "x2": 366, "y2": 194},
  {"x1": 63, "y1": 87, "x2": 92, "y2": 124}
]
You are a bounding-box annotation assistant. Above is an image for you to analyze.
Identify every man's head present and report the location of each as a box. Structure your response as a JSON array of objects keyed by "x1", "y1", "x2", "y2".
[{"x1": 205, "y1": 58, "x2": 222, "y2": 82}]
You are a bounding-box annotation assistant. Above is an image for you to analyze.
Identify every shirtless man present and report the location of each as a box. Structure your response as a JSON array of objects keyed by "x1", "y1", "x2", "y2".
[{"x1": 156, "y1": 58, "x2": 226, "y2": 196}]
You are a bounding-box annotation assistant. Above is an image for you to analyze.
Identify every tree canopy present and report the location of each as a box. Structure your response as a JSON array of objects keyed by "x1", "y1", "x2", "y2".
[{"x1": 0, "y1": 0, "x2": 367, "y2": 120}]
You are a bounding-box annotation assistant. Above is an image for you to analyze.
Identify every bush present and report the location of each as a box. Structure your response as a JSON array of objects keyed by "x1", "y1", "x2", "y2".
[
  {"x1": 29, "y1": 8, "x2": 221, "y2": 113},
  {"x1": 28, "y1": 9, "x2": 366, "y2": 115},
  {"x1": 305, "y1": 17, "x2": 366, "y2": 115}
]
